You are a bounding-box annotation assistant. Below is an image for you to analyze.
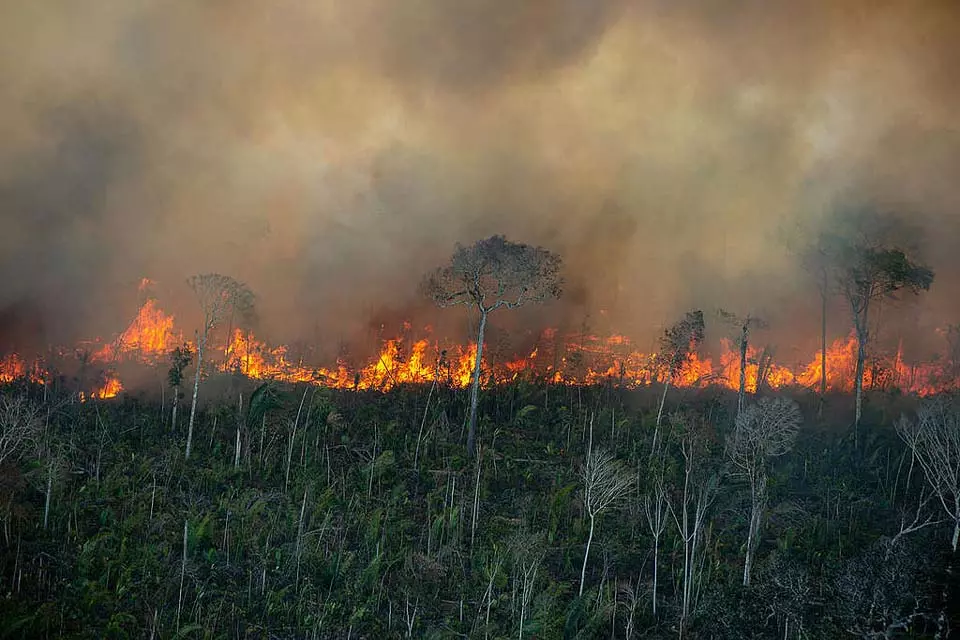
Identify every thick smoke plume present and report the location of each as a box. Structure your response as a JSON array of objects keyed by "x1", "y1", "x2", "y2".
[{"x1": 2, "y1": 0, "x2": 959, "y2": 362}]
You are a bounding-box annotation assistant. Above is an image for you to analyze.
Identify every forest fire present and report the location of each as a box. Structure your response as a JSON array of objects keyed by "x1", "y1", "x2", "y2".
[
  {"x1": 91, "y1": 299, "x2": 181, "y2": 364},
  {"x1": 1, "y1": 298, "x2": 958, "y2": 398},
  {"x1": 92, "y1": 374, "x2": 123, "y2": 399}
]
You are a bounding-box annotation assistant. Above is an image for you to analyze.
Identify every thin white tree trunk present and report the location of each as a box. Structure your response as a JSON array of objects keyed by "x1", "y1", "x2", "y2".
[
  {"x1": 171, "y1": 385, "x2": 179, "y2": 431},
  {"x1": 177, "y1": 520, "x2": 187, "y2": 631},
  {"x1": 579, "y1": 514, "x2": 595, "y2": 597},
  {"x1": 43, "y1": 463, "x2": 53, "y2": 530},
  {"x1": 467, "y1": 311, "x2": 488, "y2": 458},
  {"x1": 186, "y1": 332, "x2": 207, "y2": 460},
  {"x1": 471, "y1": 447, "x2": 482, "y2": 554},
  {"x1": 651, "y1": 535, "x2": 659, "y2": 616},
  {"x1": 653, "y1": 377, "x2": 671, "y2": 457},
  {"x1": 286, "y1": 387, "x2": 308, "y2": 493},
  {"x1": 234, "y1": 428, "x2": 241, "y2": 468}
]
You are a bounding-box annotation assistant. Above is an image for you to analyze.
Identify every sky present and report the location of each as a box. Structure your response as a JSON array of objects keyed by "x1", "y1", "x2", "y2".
[{"x1": 1, "y1": 0, "x2": 959, "y2": 360}]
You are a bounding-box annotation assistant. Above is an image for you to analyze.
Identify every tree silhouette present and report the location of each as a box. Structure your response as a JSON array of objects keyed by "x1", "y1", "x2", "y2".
[
  {"x1": 421, "y1": 235, "x2": 562, "y2": 457},
  {"x1": 718, "y1": 310, "x2": 767, "y2": 418},
  {"x1": 822, "y1": 213, "x2": 933, "y2": 436}
]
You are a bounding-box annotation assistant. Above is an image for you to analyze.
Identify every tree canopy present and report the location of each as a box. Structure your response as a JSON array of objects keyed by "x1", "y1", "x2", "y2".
[{"x1": 421, "y1": 235, "x2": 562, "y2": 314}]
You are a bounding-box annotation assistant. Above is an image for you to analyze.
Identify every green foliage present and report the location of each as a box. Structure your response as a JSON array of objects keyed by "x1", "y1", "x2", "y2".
[{"x1": 0, "y1": 381, "x2": 955, "y2": 637}]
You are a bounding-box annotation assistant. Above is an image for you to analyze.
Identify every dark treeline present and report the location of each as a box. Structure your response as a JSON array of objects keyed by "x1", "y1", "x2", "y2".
[{"x1": 0, "y1": 373, "x2": 959, "y2": 639}]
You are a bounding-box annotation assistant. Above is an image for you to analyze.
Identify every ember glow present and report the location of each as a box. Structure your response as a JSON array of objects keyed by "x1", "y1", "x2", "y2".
[{"x1": 3, "y1": 298, "x2": 957, "y2": 399}]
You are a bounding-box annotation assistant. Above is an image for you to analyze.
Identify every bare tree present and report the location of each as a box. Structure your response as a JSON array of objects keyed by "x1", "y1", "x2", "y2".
[
  {"x1": 897, "y1": 398, "x2": 960, "y2": 551},
  {"x1": 618, "y1": 577, "x2": 643, "y2": 640},
  {"x1": 579, "y1": 447, "x2": 632, "y2": 597},
  {"x1": 508, "y1": 529, "x2": 544, "y2": 640},
  {"x1": 666, "y1": 415, "x2": 719, "y2": 634},
  {"x1": 185, "y1": 273, "x2": 254, "y2": 460},
  {"x1": 0, "y1": 394, "x2": 41, "y2": 466},
  {"x1": 726, "y1": 396, "x2": 802, "y2": 586},
  {"x1": 718, "y1": 310, "x2": 767, "y2": 418},
  {"x1": 642, "y1": 464, "x2": 668, "y2": 617},
  {"x1": 421, "y1": 235, "x2": 562, "y2": 457},
  {"x1": 654, "y1": 310, "x2": 705, "y2": 448},
  {"x1": 642, "y1": 437, "x2": 669, "y2": 617}
]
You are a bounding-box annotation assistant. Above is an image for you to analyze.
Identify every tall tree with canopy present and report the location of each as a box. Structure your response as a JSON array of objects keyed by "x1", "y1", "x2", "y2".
[
  {"x1": 185, "y1": 273, "x2": 254, "y2": 460},
  {"x1": 422, "y1": 235, "x2": 562, "y2": 458},
  {"x1": 823, "y1": 211, "x2": 933, "y2": 436}
]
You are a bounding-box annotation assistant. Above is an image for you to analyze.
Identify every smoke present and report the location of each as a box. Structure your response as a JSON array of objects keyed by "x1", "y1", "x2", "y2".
[{"x1": 1, "y1": 0, "x2": 959, "y2": 360}]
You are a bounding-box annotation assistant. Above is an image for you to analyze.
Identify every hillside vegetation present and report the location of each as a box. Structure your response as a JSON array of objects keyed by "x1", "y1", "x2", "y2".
[{"x1": 0, "y1": 377, "x2": 957, "y2": 639}]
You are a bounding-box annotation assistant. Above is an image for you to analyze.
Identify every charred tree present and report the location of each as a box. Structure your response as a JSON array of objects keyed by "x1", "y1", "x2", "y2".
[
  {"x1": 718, "y1": 310, "x2": 767, "y2": 418},
  {"x1": 421, "y1": 235, "x2": 562, "y2": 458}
]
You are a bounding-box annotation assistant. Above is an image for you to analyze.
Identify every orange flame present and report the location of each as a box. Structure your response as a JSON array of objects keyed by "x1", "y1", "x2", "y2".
[
  {"x1": 93, "y1": 299, "x2": 181, "y2": 363},
  {"x1": 94, "y1": 374, "x2": 123, "y2": 399},
  {"x1": 3, "y1": 289, "x2": 959, "y2": 399}
]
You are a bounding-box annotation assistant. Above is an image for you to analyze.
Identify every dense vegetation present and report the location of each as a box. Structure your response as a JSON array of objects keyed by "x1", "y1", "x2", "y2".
[{"x1": 0, "y1": 374, "x2": 958, "y2": 639}]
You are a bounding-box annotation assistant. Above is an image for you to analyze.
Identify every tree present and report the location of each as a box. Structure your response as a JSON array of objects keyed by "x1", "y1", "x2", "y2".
[
  {"x1": 800, "y1": 240, "x2": 834, "y2": 419},
  {"x1": 185, "y1": 273, "x2": 254, "y2": 460},
  {"x1": 508, "y1": 528, "x2": 545, "y2": 640},
  {"x1": 897, "y1": 398, "x2": 960, "y2": 551},
  {"x1": 654, "y1": 310, "x2": 705, "y2": 448},
  {"x1": 0, "y1": 394, "x2": 40, "y2": 466},
  {"x1": 666, "y1": 413, "x2": 719, "y2": 634},
  {"x1": 824, "y1": 212, "x2": 933, "y2": 435},
  {"x1": 726, "y1": 396, "x2": 801, "y2": 586},
  {"x1": 642, "y1": 444, "x2": 668, "y2": 617},
  {"x1": 578, "y1": 447, "x2": 632, "y2": 597},
  {"x1": 168, "y1": 343, "x2": 193, "y2": 431},
  {"x1": 421, "y1": 235, "x2": 562, "y2": 457},
  {"x1": 717, "y1": 310, "x2": 767, "y2": 418}
]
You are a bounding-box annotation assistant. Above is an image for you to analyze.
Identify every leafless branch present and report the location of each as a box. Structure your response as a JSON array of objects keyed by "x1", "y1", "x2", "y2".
[{"x1": 0, "y1": 394, "x2": 41, "y2": 466}]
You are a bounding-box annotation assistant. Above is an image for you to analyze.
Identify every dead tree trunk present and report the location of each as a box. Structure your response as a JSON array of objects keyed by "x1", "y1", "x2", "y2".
[
  {"x1": 186, "y1": 331, "x2": 208, "y2": 460},
  {"x1": 467, "y1": 311, "x2": 488, "y2": 458}
]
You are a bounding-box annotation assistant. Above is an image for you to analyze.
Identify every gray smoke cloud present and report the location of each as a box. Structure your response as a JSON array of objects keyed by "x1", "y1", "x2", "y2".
[{"x1": 1, "y1": 0, "x2": 959, "y2": 362}]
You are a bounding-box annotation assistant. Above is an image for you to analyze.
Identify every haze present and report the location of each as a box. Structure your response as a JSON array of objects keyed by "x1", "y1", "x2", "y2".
[{"x1": 2, "y1": 0, "x2": 959, "y2": 360}]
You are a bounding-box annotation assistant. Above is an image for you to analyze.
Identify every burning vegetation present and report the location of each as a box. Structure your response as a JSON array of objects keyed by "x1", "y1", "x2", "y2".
[{"x1": 1, "y1": 293, "x2": 956, "y2": 400}]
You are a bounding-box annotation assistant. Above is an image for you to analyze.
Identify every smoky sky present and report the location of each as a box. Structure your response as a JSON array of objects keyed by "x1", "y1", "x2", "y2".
[{"x1": 2, "y1": 0, "x2": 959, "y2": 359}]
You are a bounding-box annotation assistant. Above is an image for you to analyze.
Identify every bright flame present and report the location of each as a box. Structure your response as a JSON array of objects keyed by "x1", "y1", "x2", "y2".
[
  {"x1": 3, "y1": 289, "x2": 959, "y2": 399},
  {"x1": 94, "y1": 374, "x2": 123, "y2": 399},
  {"x1": 93, "y1": 299, "x2": 181, "y2": 363}
]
